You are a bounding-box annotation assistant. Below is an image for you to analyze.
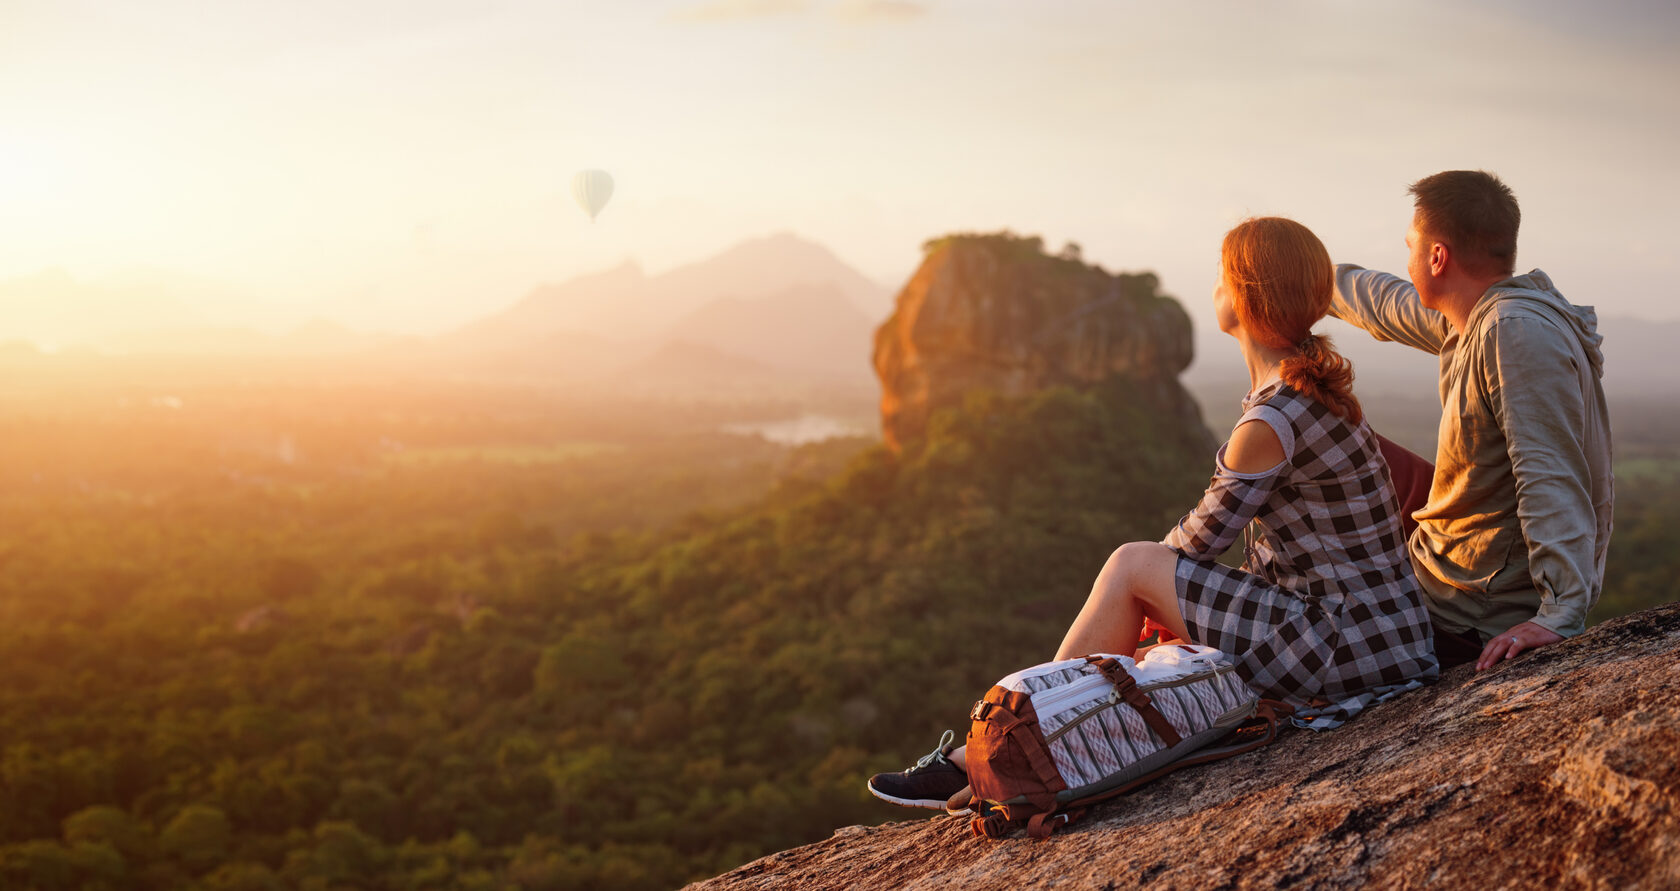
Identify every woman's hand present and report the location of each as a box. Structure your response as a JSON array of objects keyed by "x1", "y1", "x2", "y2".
[{"x1": 1475, "y1": 621, "x2": 1564, "y2": 671}]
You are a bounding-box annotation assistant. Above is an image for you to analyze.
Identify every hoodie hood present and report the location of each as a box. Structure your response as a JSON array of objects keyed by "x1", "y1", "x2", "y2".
[{"x1": 1468, "y1": 269, "x2": 1604, "y2": 379}]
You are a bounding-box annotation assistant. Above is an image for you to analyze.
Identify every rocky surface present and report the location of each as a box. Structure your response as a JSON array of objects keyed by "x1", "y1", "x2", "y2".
[
  {"x1": 872, "y1": 234, "x2": 1212, "y2": 452},
  {"x1": 687, "y1": 602, "x2": 1680, "y2": 889}
]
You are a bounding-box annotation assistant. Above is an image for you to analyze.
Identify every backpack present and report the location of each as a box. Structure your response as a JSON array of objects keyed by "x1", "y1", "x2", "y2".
[{"x1": 961, "y1": 644, "x2": 1290, "y2": 839}]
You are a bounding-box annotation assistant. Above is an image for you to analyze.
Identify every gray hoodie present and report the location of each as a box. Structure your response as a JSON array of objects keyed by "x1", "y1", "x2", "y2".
[{"x1": 1330, "y1": 266, "x2": 1612, "y2": 639}]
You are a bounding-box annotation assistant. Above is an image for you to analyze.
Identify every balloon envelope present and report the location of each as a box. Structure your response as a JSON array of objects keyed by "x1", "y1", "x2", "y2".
[{"x1": 571, "y1": 169, "x2": 614, "y2": 221}]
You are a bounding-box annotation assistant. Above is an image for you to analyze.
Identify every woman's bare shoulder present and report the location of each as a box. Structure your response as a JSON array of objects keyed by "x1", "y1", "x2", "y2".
[{"x1": 1226, "y1": 418, "x2": 1286, "y2": 474}]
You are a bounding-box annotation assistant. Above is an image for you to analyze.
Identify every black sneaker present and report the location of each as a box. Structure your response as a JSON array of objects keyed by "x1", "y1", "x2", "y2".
[{"x1": 867, "y1": 730, "x2": 971, "y2": 813}]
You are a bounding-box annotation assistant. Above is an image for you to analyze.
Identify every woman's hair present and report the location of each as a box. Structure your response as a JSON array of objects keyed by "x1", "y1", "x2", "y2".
[{"x1": 1221, "y1": 217, "x2": 1362, "y2": 424}]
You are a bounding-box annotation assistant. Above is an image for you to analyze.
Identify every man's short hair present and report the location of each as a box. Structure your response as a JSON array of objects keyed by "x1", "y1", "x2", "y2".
[{"x1": 1408, "y1": 170, "x2": 1521, "y2": 278}]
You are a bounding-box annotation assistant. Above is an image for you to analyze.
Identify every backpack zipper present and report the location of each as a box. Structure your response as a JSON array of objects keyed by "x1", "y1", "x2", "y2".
[
  {"x1": 1022, "y1": 672, "x2": 1112, "y2": 722},
  {"x1": 1025, "y1": 656, "x2": 1220, "y2": 721}
]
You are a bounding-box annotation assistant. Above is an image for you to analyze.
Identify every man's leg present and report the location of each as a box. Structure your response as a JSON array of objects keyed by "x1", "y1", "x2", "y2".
[
  {"x1": 1430, "y1": 623, "x2": 1484, "y2": 669},
  {"x1": 1373, "y1": 434, "x2": 1483, "y2": 668},
  {"x1": 1375, "y1": 433, "x2": 1431, "y2": 540}
]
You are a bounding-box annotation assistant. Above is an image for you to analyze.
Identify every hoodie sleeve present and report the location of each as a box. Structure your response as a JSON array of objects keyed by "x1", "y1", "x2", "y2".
[
  {"x1": 1330, "y1": 265, "x2": 1452, "y2": 355},
  {"x1": 1482, "y1": 313, "x2": 1598, "y2": 637}
]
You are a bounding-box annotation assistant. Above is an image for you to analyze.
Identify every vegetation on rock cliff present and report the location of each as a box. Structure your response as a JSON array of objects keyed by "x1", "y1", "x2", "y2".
[{"x1": 919, "y1": 231, "x2": 1111, "y2": 274}]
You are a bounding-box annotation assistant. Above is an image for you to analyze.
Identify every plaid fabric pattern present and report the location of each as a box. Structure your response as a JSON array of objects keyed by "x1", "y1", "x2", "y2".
[{"x1": 1165, "y1": 382, "x2": 1438, "y2": 728}]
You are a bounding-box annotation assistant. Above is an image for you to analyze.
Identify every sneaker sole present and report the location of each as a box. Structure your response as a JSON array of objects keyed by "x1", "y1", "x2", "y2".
[{"x1": 867, "y1": 781, "x2": 973, "y2": 815}]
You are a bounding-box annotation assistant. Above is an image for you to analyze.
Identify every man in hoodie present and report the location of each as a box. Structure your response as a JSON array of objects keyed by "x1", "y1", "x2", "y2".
[{"x1": 1330, "y1": 170, "x2": 1613, "y2": 671}]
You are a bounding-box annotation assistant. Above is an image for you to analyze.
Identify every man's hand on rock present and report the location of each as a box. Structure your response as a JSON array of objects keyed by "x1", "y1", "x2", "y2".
[{"x1": 1475, "y1": 621, "x2": 1564, "y2": 671}]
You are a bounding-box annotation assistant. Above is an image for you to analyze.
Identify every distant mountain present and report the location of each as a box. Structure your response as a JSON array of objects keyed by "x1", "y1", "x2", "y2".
[
  {"x1": 659, "y1": 283, "x2": 876, "y2": 380},
  {"x1": 428, "y1": 232, "x2": 891, "y2": 394},
  {"x1": 607, "y1": 338, "x2": 880, "y2": 403},
  {"x1": 448, "y1": 232, "x2": 891, "y2": 353},
  {"x1": 617, "y1": 340, "x2": 781, "y2": 389}
]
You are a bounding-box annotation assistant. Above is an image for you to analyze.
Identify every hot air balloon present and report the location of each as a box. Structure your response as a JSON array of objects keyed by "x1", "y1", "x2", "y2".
[{"x1": 571, "y1": 169, "x2": 614, "y2": 222}]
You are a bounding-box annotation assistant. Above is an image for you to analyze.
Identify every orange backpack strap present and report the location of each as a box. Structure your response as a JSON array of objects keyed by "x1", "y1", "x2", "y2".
[
  {"x1": 1085, "y1": 656, "x2": 1182, "y2": 748},
  {"x1": 1025, "y1": 807, "x2": 1088, "y2": 840},
  {"x1": 971, "y1": 812, "x2": 1016, "y2": 839}
]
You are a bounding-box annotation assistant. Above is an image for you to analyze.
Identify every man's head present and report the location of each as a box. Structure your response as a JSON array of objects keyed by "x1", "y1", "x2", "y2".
[
  {"x1": 1408, "y1": 169, "x2": 1521, "y2": 276},
  {"x1": 1405, "y1": 170, "x2": 1520, "y2": 319}
]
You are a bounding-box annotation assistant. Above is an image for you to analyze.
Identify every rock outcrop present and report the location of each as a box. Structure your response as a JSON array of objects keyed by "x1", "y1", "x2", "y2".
[
  {"x1": 687, "y1": 602, "x2": 1680, "y2": 889},
  {"x1": 872, "y1": 233, "x2": 1211, "y2": 452}
]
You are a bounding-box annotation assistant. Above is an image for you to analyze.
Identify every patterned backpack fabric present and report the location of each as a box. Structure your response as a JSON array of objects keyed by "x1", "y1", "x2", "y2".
[{"x1": 962, "y1": 644, "x2": 1289, "y2": 839}]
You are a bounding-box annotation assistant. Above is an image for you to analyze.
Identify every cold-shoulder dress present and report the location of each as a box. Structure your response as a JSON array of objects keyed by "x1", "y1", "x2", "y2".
[{"x1": 1163, "y1": 380, "x2": 1438, "y2": 728}]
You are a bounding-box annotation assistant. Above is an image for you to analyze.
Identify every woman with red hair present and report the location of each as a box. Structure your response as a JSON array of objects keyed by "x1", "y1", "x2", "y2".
[
  {"x1": 1086, "y1": 216, "x2": 1439, "y2": 722},
  {"x1": 869, "y1": 218, "x2": 1437, "y2": 812}
]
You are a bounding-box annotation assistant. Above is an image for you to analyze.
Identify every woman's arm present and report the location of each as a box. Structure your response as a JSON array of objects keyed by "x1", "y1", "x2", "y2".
[{"x1": 1162, "y1": 419, "x2": 1287, "y2": 561}]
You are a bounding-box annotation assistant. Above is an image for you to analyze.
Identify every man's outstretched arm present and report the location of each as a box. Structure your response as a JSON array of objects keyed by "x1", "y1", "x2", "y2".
[{"x1": 1330, "y1": 265, "x2": 1452, "y2": 355}]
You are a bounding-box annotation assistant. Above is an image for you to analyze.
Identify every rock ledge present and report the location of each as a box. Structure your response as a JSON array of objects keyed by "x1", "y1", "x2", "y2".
[{"x1": 688, "y1": 603, "x2": 1680, "y2": 889}]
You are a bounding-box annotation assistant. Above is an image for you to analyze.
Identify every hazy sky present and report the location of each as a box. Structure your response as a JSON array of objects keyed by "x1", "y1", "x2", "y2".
[{"x1": 3, "y1": 0, "x2": 1678, "y2": 344}]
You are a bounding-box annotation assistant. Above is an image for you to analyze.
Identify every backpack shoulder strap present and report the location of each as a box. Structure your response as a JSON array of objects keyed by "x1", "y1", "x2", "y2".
[{"x1": 1085, "y1": 656, "x2": 1182, "y2": 747}]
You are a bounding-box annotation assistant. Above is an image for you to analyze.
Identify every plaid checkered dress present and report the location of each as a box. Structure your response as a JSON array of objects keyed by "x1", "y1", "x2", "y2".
[{"x1": 1163, "y1": 381, "x2": 1438, "y2": 728}]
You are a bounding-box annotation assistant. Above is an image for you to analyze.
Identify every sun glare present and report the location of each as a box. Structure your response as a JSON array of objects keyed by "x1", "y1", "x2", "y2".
[{"x1": 0, "y1": 128, "x2": 62, "y2": 207}]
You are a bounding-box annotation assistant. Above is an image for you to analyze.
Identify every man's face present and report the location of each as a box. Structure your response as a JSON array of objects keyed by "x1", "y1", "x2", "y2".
[{"x1": 1406, "y1": 214, "x2": 1441, "y2": 310}]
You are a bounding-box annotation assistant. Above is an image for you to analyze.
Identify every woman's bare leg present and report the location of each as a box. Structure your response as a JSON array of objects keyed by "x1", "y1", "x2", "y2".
[
  {"x1": 1055, "y1": 541, "x2": 1190, "y2": 660},
  {"x1": 944, "y1": 543, "x2": 1188, "y2": 805}
]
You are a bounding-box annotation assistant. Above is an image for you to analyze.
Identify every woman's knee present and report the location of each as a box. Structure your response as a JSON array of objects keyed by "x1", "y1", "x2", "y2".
[
  {"x1": 1091, "y1": 542, "x2": 1175, "y2": 608},
  {"x1": 1111, "y1": 543, "x2": 1182, "y2": 611},
  {"x1": 1107, "y1": 541, "x2": 1174, "y2": 577}
]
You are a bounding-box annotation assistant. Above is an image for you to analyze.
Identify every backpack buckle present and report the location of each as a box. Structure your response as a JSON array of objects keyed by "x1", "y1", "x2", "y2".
[{"x1": 970, "y1": 700, "x2": 995, "y2": 721}]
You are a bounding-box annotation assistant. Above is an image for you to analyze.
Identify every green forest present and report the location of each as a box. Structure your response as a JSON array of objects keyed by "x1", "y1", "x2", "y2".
[{"x1": 0, "y1": 364, "x2": 1675, "y2": 890}]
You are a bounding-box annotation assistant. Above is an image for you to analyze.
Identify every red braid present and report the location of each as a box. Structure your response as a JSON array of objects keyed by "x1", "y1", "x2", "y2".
[{"x1": 1280, "y1": 334, "x2": 1362, "y2": 425}]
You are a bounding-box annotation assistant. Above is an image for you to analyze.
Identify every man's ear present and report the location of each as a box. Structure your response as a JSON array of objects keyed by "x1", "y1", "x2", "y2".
[{"x1": 1429, "y1": 241, "x2": 1450, "y2": 277}]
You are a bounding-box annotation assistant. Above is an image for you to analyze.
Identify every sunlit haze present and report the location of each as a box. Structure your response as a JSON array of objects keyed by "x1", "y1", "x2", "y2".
[{"x1": 4, "y1": 0, "x2": 1678, "y2": 349}]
